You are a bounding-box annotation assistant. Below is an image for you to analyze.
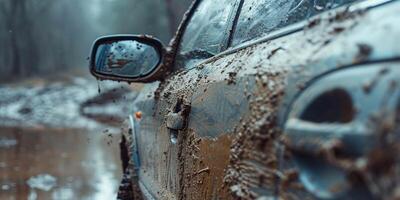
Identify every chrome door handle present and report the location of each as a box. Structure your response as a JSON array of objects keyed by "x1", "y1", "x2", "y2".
[
  {"x1": 165, "y1": 98, "x2": 190, "y2": 131},
  {"x1": 166, "y1": 112, "x2": 185, "y2": 130},
  {"x1": 165, "y1": 98, "x2": 190, "y2": 144}
]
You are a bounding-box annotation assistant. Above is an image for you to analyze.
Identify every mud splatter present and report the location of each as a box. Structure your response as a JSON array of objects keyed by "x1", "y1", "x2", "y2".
[
  {"x1": 362, "y1": 67, "x2": 388, "y2": 94},
  {"x1": 224, "y1": 69, "x2": 293, "y2": 199},
  {"x1": 354, "y1": 43, "x2": 373, "y2": 63},
  {"x1": 226, "y1": 72, "x2": 237, "y2": 85},
  {"x1": 181, "y1": 131, "x2": 232, "y2": 200}
]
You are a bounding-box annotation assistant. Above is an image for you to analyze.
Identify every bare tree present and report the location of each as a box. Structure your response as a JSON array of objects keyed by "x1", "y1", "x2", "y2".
[
  {"x1": 0, "y1": 0, "x2": 48, "y2": 76},
  {"x1": 165, "y1": 0, "x2": 178, "y2": 36},
  {"x1": 165, "y1": 0, "x2": 192, "y2": 36},
  {"x1": 1, "y1": 1, "x2": 22, "y2": 75}
]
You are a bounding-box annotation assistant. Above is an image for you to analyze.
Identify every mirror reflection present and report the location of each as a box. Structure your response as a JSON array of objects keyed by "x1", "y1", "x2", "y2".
[{"x1": 95, "y1": 40, "x2": 160, "y2": 78}]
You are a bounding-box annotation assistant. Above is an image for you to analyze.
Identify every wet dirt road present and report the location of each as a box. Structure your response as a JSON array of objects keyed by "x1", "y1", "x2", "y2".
[
  {"x1": 0, "y1": 77, "x2": 139, "y2": 199},
  {"x1": 0, "y1": 127, "x2": 122, "y2": 200}
]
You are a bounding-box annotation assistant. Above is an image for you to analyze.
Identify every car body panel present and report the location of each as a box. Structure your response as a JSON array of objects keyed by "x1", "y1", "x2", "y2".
[
  {"x1": 133, "y1": 67, "x2": 200, "y2": 199},
  {"x1": 129, "y1": 0, "x2": 400, "y2": 199},
  {"x1": 284, "y1": 63, "x2": 400, "y2": 199}
]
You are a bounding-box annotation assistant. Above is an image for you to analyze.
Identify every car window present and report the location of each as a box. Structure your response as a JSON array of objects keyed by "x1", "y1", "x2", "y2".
[
  {"x1": 232, "y1": 0, "x2": 358, "y2": 46},
  {"x1": 176, "y1": 0, "x2": 238, "y2": 69}
]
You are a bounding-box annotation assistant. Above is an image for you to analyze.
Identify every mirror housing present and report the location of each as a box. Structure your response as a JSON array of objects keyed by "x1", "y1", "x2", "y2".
[{"x1": 89, "y1": 35, "x2": 166, "y2": 83}]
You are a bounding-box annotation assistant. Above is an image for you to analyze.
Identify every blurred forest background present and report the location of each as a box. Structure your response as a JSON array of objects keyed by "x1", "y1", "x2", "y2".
[{"x1": 0, "y1": 0, "x2": 191, "y2": 81}]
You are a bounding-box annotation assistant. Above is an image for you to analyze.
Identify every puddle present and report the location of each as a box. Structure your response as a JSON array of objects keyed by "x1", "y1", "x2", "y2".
[
  {"x1": 27, "y1": 174, "x2": 57, "y2": 191},
  {"x1": 1, "y1": 182, "x2": 15, "y2": 191},
  {"x1": 0, "y1": 138, "x2": 17, "y2": 148},
  {"x1": 0, "y1": 78, "x2": 137, "y2": 130},
  {"x1": 51, "y1": 188, "x2": 75, "y2": 200},
  {"x1": 0, "y1": 77, "x2": 133, "y2": 199},
  {"x1": 0, "y1": 127, "x2": 123, "y2": 200}
]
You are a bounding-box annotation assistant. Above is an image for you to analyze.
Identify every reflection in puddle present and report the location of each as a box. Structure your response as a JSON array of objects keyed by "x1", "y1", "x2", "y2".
[
  {"x1": 0, "y1": 138, "x2": 17, "y2": 148},
  {"x1": 28, "y1": 190, "x2": 38, "y2": 200},
  {"x1": 27, "y1": 174, "x2": 57, "y2": 200},
  {"x1": 1, "y1": 182, "x2": 14, "y2": 191},
  {"x1": 0, "y1": 127, "x2": 123, "y2": 200},
  {"x1": 90, "y1": 143, "x2": 118, "y2": 200},
  {"x1": 52, "y1": 188, "x2": 74, "y2": 200},
  {"x1": 0, "y1": 79, "x2": 132, "y2": 199},
  {"x1": 27, "y1": 174, "x2": 57, "y2": 191}
]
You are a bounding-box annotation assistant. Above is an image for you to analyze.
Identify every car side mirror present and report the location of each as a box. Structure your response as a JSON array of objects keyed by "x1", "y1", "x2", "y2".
[{"x1": 89, "y1": 35, "x2": 165, "y2": 83}]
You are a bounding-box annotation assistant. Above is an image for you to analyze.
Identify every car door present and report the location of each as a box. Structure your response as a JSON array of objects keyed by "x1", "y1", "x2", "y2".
[
  {"x1": 179, "y1": 0, "x2": 367, "y2": 199},
  {"x1": 109, "y1": 0, "x2": 400, "y2": 199},
  {"x1": 133, "y1": 0, "x2": 381, "y2": 199},
  {"x1": 131, "y1": 0, "x2": 241, "y2": 199}
]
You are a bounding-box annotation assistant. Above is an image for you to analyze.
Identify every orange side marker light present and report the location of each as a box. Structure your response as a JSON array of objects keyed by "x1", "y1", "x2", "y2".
[{"x1": 135, "y1": 111, "x2": 143, "y2": 120}]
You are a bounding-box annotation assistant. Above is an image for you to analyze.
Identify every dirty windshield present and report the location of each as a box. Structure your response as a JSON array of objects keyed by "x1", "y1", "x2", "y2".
[
  {"x1": 176, "y1": 0, "x2": 238, "y2": 69},
  {"x1": 232, "y1": 0, "x2": 359, "y2": 46}
]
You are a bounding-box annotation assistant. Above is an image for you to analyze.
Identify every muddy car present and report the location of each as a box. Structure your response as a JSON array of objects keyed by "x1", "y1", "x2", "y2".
[{"x1": 88, "y1": 0, "x2": 400, "y2": 199}]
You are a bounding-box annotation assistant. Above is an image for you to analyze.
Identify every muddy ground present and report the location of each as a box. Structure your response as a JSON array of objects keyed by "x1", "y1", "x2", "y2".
[
  {"x1": 0, "y1": 77, "x2": 139, "y2": 200},
  {"x1": 0, "y1": 127, "x2": 122, "y2": 200}
]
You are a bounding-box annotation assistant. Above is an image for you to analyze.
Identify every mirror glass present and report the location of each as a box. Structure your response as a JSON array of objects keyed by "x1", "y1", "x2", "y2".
[{"x1": 94, "y1": 40, "x2": 160, "y2": 78}]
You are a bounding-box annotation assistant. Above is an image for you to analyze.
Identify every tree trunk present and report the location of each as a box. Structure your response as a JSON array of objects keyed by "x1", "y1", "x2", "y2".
[
  {"x1": 165, "y1": 0, "x2": 177, "y2": 37},
  {"x1": 20, "y1": 1, "x2": 39, "y2": 75},
  {"x1": 10, "y1": 32, "x2": 21, "y2": 76},
  {"x1": 9, "y1": 1, "x2": 22, "y2": 76}
]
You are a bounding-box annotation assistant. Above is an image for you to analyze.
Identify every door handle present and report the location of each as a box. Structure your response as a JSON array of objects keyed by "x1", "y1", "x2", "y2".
[
  {"x1": 166, "y1": 97, "x2": 191, "y2": 130},
  {"x1": 166, "y1": 112, "x2": 185, "y2": 130},
  {"x1": 165, "y1": 98, "x2": 190, "y2": 143}
]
